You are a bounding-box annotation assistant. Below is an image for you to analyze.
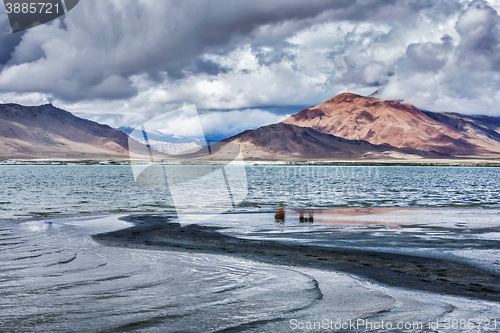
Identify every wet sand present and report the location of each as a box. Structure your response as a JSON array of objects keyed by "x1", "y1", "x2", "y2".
[{"x1": 93, "y1": 214, "x2": 500, "y2": 302}]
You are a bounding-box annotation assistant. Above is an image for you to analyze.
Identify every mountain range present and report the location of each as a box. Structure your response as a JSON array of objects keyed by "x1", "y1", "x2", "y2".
[
  {"x1": 223, "y1": 93, "x2": 500, "y2": 160},
  {"x1": 0, "y1": 103, "x2": 131, "y2": 159},
  {"x1": 118, "y1": 126, "x2": 202, "y2": 155},
  {"x1": 2, "y1": 93, "x2": 500, "y2": 161}
]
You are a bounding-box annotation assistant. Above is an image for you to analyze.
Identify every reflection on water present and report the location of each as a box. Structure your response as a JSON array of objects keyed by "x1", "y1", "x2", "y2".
[
  {"x1": 205, "y1": 208, "x2": 500, "y2": 275},
  {"x1": 298, "y1": 210, "x2": 314, "y2": 223},
  {"x1": 274, "y1": 207, "x2": 285, "y2": 224}
]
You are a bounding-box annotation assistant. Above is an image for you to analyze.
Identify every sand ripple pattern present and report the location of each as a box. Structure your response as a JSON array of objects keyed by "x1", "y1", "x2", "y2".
[
  {"x1": 0, "y1": 218, "x2": 319, "y2": 332},
  {"x1": 1, "y1": 216, "x2": 500, "y2": 332}
]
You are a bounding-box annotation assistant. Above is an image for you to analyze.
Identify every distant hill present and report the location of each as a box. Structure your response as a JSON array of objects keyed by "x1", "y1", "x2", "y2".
[
  {"x1": 421, "y1": 111, "x2": 500, "y2": 151},
  {"x1": 222, "y1": 122, "x2": 441, "y2": 160},
  {"x1": 0, "y1": 104, "x2": 134, "y2": 159},
  {"x1": 117, "y1": 126, "x2": 200, "y2": 144},
  {"x1": 281, "y1": 93, "x2": 500, "y2": 156},
  {"x1": 3, "y1": 96, "x2": 500, "y2": 161},
  {"x1": 117, "y1": 126, "x2": 202, "y2": 155}
]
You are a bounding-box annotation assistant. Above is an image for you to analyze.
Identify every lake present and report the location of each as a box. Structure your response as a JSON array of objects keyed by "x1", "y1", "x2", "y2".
[{"x1": 1, "y1": 165, "x2": 500, "y2": 332}]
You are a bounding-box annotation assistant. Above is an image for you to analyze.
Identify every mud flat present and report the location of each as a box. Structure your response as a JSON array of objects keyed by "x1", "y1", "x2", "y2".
[{"x1": 93, "y1": 214, "x2": 500, "y2": 302}]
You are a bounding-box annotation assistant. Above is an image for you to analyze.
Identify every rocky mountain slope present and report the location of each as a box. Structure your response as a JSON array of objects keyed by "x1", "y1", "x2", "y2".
[
  {"x1": 222, "y1": 122, "x2": 441, "y2": 160},
  {"x1": 0, "y1": 103, "x2": 132, "y2": 159},
  {"x1": 3, "y1": 95, "x2": 500, "y2": 161},
  {"x1": 281, "y1": 93, "x2": 500, "y2": 156}
]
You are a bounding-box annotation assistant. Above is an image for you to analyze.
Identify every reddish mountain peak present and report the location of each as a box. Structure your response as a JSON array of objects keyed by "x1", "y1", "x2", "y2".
[
  {"x1": 322, "y1": 92, "x2": 417, "y2": 114},
  {"x1": 324, "y1": 92, "x2": 367, "y2": 104},
  {"x1": 282, "y1": 92, "x2": 497, "y2": 155},
  {"x1": 292, "y1": 93, "x2": 423, "y2": 121},
  {"x1": 380, "y1": 99, "x2": 421, "y2": 115}
]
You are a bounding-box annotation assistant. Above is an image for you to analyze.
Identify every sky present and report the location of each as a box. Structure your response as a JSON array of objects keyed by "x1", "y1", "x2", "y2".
[{"x1": 1, "y1": 0, "x2": 500, "y2": 139}]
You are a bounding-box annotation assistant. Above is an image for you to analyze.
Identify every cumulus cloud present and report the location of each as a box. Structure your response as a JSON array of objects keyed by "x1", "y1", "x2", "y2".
[
  {"x1": 0, "y1": 17, "x2": 24, "y2": 65},
  {"x1": 379, "y1": 0, "x2": 500, "y2": 113},
  {"x1": 0, "y1": 0, "x2": 351, "y2": 101},
  {"x1": 398, "y1": 36, "x2": 454, "y2": 73},
  {"x1": 0, "y1": 0, "x2": 500, "y2": 137},
  {"x1": 455, "y1": 0, "x2": 500, "y2": 69}
]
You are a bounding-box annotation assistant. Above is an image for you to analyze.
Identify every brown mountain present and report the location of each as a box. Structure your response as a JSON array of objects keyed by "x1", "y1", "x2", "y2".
[
  {"x1": 222, "y1": 122, "x2": 441, "y2": 160},
  {"x1": 282, "y1": 93, "x2": 500, "y2": 156},
  {"x1": 422, "y1": 111, "x2": 500, "y2": 150},
  {"x1": 4, "y1": 96, "x2": 500, "y2": 161},
  {"x1": 0, "y1": 103, "x2": 132, "y2": 159}
]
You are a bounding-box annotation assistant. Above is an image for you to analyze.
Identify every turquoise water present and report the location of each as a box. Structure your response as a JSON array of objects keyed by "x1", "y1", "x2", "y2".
[{"x1": 1, "y1": 165, "x2": 500, "y2": 220}]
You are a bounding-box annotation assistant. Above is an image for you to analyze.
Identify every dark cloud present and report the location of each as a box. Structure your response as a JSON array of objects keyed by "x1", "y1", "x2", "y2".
[
  {"x1": 0, "y1": 34, "x2": 22, "y2": 64},
  {"x1": 0, "y1": 0, "x2": 465, "y2": 102},
  {"x1": 1, "y1": 0, "x2": 347, "y2": 100},
  {"x1": 0, "y1": 18, "x2": 24, "y2": 64},
  {"x1": 398, "y1": 36, "x2": 453, "y2": 73},
  {"x1": 438, "y1": 0, "x2": 500, "y2": 99},
  {"x1": 455, "y1": 0, "x2": 500, "y2": 70},
  {"x1": 195, "y1": 59, "x2": 228, "y2": 76},
  {"x1": 1, "y1": 0, "x2": 500, "y2": 118},
  {"x1": 330, "y1": 0, "x2": 460, "y2": 22},
  {"x1": 254, "y1": 46, "x2": 296, "y2": 67}
]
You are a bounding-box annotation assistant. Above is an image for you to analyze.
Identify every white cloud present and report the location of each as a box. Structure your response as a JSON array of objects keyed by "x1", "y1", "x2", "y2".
[
  {"x1": 199, "y1": 109, "x2": 286, "y2": 138},
  {"x1": 379, "y1": 0, "x2": 500, "y2": 115},
  {"x1": 0, "y1": 0, "x2": 500, "y2": 138}
]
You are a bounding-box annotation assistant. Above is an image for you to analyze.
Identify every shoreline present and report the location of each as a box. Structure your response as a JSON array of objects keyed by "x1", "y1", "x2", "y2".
[
  {"x1": 92, "y1": 214, "x2": 500, "y2": 303},
  {"x1": 3, "y1": 158, "x2": 500, "y2": 167}
]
